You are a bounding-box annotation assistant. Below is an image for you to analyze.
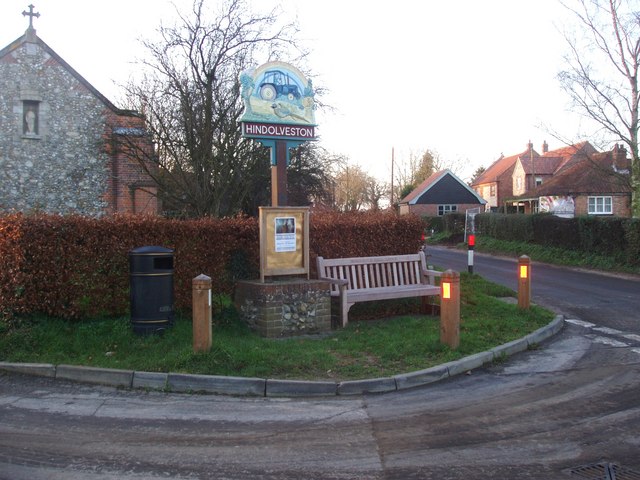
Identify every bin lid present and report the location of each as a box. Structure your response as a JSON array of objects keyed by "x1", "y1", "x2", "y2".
[{"x1": 129, "y1": 246, "x2": 174, "y2": 255}]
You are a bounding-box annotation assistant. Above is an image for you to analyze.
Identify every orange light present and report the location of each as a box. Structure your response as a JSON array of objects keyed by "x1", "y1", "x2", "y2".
[
  {"x1": 442, "y1": 282, "x2": 451, "y2": 299},
  {"x1": 519, "y1": 265, "x2": 528, "y2": 279}
]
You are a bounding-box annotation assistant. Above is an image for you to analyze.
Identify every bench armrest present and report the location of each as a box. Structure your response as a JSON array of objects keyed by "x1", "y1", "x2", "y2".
[
  {"x1": 422, "y1": 269, "x2": 442, "y2": 277},
  {"x1": 318, "y1": 276, "x2": 348, "y2": 287},
  {"x1": 422, "y1": 269, "x2": 442, "y2": 286}
]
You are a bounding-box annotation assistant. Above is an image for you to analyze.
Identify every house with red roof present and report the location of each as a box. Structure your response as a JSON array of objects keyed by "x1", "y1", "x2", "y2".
[
  {"x1": 470, "y1": 145, "x2": 532, "y2": 212},
  {"x1": 399, "y1": 169, "x2": 486, "y2": 216},
  {"x1": 471, "y1": 141, "x2": 610, "y2": 214},
  {"x1": 511, "y1": 144, "x2": 632, "y2": 217},
  {"x1": 471, "y1": 140, "x2": 632, "y2": 217}
]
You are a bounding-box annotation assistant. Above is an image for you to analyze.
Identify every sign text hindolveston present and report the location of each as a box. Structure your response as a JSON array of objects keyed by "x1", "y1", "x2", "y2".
[{"x1": 242, "y1": 122, "x2": 315, "y2": 140}]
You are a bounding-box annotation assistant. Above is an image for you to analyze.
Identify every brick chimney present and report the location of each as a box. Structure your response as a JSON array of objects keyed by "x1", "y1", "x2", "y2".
[
  {"x1": 542, "y1": 141, "x2": 549, "y2": 153},
  {"x1": 612, "y1": 143, "x2": 629, "y2": 171}
]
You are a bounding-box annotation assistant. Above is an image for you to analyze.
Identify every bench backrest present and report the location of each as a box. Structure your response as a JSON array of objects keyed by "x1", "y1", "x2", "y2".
[{"x1": 317, "y1": 252, "x2": 429, "y2": 294}]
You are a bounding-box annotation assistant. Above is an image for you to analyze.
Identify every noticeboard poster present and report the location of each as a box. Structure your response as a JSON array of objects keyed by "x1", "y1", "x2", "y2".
[
  {"x1": 259, "y1": 207, "x2": 309, "y2": 281},
  {"x1": 274, "y1": 216, "x2": 296, "y2": 252}
]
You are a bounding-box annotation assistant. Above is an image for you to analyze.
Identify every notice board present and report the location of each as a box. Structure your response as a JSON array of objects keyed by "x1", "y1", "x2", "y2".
[{"x1": 259, "y1": 206, "x2": 309, "y2": 282}]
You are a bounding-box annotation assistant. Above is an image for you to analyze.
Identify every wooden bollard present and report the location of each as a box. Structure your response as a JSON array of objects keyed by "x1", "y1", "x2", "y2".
[
  {"x1": 192, "y1": 274, "x2": 212, "y2": 353},
  {"x1": 440, "y1": 269, "x2": 460, "y2": 350},
  {"x1": 518, "y1": 255, "x2": 531, "y2": 310}
]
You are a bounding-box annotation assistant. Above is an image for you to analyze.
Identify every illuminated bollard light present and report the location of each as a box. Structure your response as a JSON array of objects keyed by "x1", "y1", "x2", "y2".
[
  {"x1": 192, "y1": 274, "x2": 212, "y2": 353},
  {"x1": 518, "y1": 255, "x2": 531, "y2": 310},
  {"x1": 440, "y1": 269, "x2": 460, "y2": 350}
]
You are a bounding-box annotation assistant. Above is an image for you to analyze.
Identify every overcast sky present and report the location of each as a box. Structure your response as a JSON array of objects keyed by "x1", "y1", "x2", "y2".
[{"x1": 1, "y1": 0, "x2": 590, "y2": 183}]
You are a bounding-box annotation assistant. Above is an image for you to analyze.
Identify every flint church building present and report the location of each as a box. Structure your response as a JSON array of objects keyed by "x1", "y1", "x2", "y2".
[{"x1": 0, "y1": 6, "x2": 159, "y2": 216}]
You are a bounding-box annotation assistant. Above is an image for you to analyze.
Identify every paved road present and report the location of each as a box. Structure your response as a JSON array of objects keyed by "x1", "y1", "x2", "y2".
[
  {"x1": 1, "y1": 249, "x2": 640, "y2": 479},
  {"x1": 426, "y1": 245, "x2": 640, "y2": 331}
]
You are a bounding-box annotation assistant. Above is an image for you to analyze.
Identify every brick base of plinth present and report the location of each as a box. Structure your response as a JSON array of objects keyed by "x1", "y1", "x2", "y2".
[{"x1": 234, "y1": 279, "x2": 332, "y2": 338}]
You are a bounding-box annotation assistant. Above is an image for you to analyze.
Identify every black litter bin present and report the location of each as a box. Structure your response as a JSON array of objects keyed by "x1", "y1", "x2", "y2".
[{"x1": 129, "y1": 246, "x2": 174, "y2": 335}]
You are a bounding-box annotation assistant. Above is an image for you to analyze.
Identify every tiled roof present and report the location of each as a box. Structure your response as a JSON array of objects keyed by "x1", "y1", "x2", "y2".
[
  {"x1": 518, "y1": 155, "x2": 564, "y2": 175},
  {"x1": 472, "y1": 151, "x2": 525, "y2": 186},
  {"x1": 473, "y1": 141, "x2": 598, "y2": 185},
  {"x1": 543, "y1": 141, "x2": 596, "y2": 160},
  {"x1": 520, "y1": 151, "x2": 631, "y2": 197}
]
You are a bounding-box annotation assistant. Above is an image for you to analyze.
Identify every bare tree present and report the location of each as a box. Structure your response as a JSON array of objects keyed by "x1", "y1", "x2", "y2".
[
  {"x1": 121, "y1": 0, "x2": 307, "y2": 217},
  {"x1": 364, "y1": 178, "x2": 389, "y2": 211},
  {"x1": 333, "y1": 163, "x2": 368, "y2": 212},
  {"x1": 331, "y1": 161, "x2": 386, "y2": 212},
  {"x1": 559, "y1": 0, "x2": 640, "y2": 217}
]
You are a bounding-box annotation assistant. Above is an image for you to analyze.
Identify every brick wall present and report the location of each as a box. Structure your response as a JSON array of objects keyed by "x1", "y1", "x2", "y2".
[
  {"x1": 404, "y1": 203, "x2": 485, "y2": 216},
  {"x1": 574, "y1": 194, "x2": 631, "y2": 217},
  {"x1": 103, "y1": 112, "x2": 159, "y2": 215}
]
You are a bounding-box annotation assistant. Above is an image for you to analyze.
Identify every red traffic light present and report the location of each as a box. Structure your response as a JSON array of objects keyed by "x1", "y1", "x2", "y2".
[{"x1": 468, "y1": 234, "x2": 475, "y2": 247}]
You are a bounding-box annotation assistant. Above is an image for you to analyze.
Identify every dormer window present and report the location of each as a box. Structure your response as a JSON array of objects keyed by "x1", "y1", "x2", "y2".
[{"x1": 23, "y1": 100, "x2": 39, "y2": 135}]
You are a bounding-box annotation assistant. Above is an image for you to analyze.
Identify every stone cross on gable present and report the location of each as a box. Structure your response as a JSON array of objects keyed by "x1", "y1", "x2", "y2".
[{"x1": 22, "y1": 4, "x2": 40, "y2": 29}]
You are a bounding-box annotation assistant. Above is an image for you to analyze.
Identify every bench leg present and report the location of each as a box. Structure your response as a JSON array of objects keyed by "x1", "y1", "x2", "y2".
[
  {"x1": 341, "y1": 302, "x2": 355, "y2": 327},
  {"x1": 421, "y1": 296, "x2": 440, "y2": 316},
  {"x1": 339, "y1": 287, "x2": 351, "y2": 327},
  {"x1": 340, "y1": 295, "x2": 348, "y2": 327}
]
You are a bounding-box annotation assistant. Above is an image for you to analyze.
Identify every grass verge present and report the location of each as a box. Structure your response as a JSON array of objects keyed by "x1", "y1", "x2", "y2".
[
  {"x1": 441, "y1": 236, "x2": 639, "y2": 275},
  {"x1": 0, "y1": 273, "x2": 554, "y2": 381}
]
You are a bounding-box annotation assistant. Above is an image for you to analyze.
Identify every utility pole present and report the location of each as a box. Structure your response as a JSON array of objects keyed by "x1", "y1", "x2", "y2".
[{"x1": 390, "y1": 147, "x2": 395, "y2": 206}]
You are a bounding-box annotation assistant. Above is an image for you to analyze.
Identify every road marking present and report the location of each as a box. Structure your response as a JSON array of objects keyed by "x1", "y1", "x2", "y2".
[
  {"x1": 593, "y1": 326, "x2": 624, "y2": 335},
  {"x1": 566, "y1": 318, "x2": 640, "y2": 353},
  {"x1": 565, "y1": 319, "x2": 596, "y2": 328},
  {"x1": 591, "y1": 336, "x2": 629, "y2": 348}
]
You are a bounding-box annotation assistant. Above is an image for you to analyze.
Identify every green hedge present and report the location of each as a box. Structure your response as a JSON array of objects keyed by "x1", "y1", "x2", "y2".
[
  {"x1": 423, "y1": 212, "x2": 639, "y2": 266},
  {"x1": 0, "y1": 211, "x2": 425, "y2": 321},
  {"x1": 472, "y1": 213, "x2": 638, "y2": 265}
]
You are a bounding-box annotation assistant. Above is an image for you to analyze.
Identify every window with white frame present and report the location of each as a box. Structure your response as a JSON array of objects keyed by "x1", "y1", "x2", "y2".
[
  {"x1": 588, "y1": 196, "x2": 612, "y2": 214},
  {"x1": 438, "y1": 205, "x2": 457, "y2": 216}
]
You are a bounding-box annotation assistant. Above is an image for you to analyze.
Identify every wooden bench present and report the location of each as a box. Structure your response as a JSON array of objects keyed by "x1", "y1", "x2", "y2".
[{"x1": 316, "y1": 251, "x2": 442, "y2": 327}]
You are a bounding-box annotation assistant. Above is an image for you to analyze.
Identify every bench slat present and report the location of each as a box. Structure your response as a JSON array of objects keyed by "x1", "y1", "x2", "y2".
[
  {"x1": 348, "y1": 285, "x2": 440, "y2": 303},
  {"x1": 319, "y1": 254, "x2": 421, "y2": 266}
]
